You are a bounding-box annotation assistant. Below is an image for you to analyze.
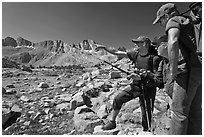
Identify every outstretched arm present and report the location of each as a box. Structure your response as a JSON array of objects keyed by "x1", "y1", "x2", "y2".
[{"x1": 95, "y1": 44, "x2": 128, "y2": 58}]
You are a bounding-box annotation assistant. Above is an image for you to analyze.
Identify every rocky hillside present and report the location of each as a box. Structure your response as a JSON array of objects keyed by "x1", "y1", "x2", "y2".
[
  {"x1": 2, "y1": 58, "x2": 171, "y2": 135},
  {"x1": 2, "y1": 37, "x2": 116, "y2": 68}
]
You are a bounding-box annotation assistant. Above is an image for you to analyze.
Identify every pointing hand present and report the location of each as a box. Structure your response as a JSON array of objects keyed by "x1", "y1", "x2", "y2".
[{"x1": 95, "y1": 44, "x2": 107, "y2": 51}]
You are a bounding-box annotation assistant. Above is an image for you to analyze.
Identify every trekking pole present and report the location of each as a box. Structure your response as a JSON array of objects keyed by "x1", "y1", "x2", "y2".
[
  {"x1": 73, "y1": 46, "x2": 131, "y2": 75},
  {"x1": 179, "y1": 2, "x2": 201, "y2": 16},
  {"x1": 140, "y1": 83, "x2": 151, "y2": 132}
]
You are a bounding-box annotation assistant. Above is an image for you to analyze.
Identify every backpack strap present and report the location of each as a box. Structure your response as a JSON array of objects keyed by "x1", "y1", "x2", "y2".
[{"x1": 148, "y1": 55, "x2": 154, "y2": 72}]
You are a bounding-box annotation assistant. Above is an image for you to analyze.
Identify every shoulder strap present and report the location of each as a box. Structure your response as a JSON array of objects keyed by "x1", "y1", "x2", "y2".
[{"x1": 148, "y1": 55, "x2": 154, "y2": 72}]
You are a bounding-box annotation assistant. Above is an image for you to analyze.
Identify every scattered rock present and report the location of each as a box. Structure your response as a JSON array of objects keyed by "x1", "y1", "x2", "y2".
[
  {"x1": 93, "y1": 125, "x2": 120, "y2": 135},
  {"x1": 56, "y1": 103, "x2": 70, "y2": 111},
  {"x1": 6, "y1": 89, "x2": 17, "y2": 94},
  {"x1": 6, "y1": 84, "x2": 15, "y2": 88},
  {"x1": 20, "y1": 95, "x2": 30, "y2": 102},
  {"x1": 2, "y1": 87, "x2": 6, "y2": 94},
  {"x1": 38, "y1": 82, "x2": 49, "y2": 88},
  {"x1": 109, "y1": 71, "x2": 122, "y2": 79},
  {"x1": 74, "y1": 105, "x2": 95, "y2": 115}
]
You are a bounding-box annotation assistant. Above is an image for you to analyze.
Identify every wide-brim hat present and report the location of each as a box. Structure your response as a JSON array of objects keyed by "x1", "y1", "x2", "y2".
[{"x1": 153, "y1": 3, "x2": 176, "y2": 24}]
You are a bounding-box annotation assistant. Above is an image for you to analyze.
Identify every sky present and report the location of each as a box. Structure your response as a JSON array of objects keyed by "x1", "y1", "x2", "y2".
[{"x1": 2, "y1": 1, "x2": 192, "y2": 49}]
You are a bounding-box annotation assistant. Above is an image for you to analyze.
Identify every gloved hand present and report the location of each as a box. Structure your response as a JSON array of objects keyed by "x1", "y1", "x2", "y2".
[
  {"x1": 127, "y1": 73, "x2": 141, "y2": 81},
  {"x1": 138, "y1": 69, "x2": 151, "y2": 78}
]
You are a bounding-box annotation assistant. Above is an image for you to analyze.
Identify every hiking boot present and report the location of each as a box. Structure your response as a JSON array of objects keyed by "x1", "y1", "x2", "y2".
[{"x1": 102, "y1": 121, "x2": 116, "y2": 130}]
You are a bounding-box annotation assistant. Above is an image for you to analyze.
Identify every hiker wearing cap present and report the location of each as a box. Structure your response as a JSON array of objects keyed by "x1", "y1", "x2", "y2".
[
  {"x1": 152, "y1": 35, "x2": 173, "y2": 99},
  {"x1": 153, "y1": 3, "x2": 202, "y2": 135},
  {"x1": 95, "y1": 36, "x2": 163, "y2": 131}
]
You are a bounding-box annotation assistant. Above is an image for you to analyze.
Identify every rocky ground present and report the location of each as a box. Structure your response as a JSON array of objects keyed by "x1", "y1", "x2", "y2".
[{"x1": 2, "y1": 60, "x2": 172, "y2": 135}]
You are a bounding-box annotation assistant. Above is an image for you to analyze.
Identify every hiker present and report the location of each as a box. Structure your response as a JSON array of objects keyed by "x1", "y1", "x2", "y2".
[
  {"x1": 95, "y1": 36, "x2": 163, "y2": 131},
  {"x1": 153, "y1": 3, "x2": 202, "y2": 135},
  {"x1": 152, "y1": 35, "x2": 173, "y2": 98}
]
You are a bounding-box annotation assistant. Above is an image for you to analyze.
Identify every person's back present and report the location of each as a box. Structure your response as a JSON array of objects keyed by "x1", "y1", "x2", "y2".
[{"x1": 166, "y1": 15, "x2": 201, "y2": 68}]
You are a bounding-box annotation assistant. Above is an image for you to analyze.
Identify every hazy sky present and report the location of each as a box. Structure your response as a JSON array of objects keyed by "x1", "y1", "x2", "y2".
[{"x1": 2, "y1": 2, "x2": 191, "y2": 49}]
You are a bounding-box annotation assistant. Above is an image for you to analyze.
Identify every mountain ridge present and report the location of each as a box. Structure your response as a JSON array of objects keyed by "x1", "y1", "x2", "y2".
[{"x1": 2, "y1": 36, "x2": 118, "y2": 68}]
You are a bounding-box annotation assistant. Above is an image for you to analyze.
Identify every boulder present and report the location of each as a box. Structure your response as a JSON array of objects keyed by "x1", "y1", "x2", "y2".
[
  {"x1": 70, "y1": 91, "x2": 84, "y2": 110},
  {"x1": 56, "y1": 103, "x2": 70, "y2": 111},
  {"x1": 38, "y1": 82, "x2": 49, "y2": 88},
  {"x1": 97, "y1": 104, "x2": 108, "y2": 119},
  {"x1": 6, "y1": 89, "x2": 17, "y2": 94},
  {"x1": 21, "y1": 65, "x2": 33, "y2": 73},
  {"x1": 2, "y1": 87, "x2": 6, "y2": 94},
  {"x1": 74, "y1": 105, "x2": 95, "y2": 115},
  {"x1": 2, "y1": 108, "x2": 11, "y2": 126},
  {"x1": 73, "y1": 111, "x2": 103, "y2": 133},
  {"x1": 2, "y1": 104, "x2": 21, "y2": 130},
  {"x1": 109, "y1": 71, "x2": 122, "y2": 79},
  {"x1": 20, "y1": 95, "x2": 30, "y2": 102},
  {"x1": 6, "y1": 84, "x2": 15, "y2": 88}
]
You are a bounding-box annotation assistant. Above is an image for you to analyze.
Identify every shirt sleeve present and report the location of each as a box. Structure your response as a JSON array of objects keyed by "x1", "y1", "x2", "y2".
[
  {"x1": 127, "y1": 50, "x2": 138, "y2": 61},
  {"x1": 165, "y1": 16, "x2": 181, "y2": 33}
]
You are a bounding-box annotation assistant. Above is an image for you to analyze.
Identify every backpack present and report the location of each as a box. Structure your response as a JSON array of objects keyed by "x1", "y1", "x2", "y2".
[{"x1": 180, "y1": 2, "x2": 202, "y2": 62}]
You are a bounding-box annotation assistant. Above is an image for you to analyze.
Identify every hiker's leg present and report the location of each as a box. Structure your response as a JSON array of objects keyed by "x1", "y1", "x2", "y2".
[
  {"x1": 187, "y1": 68, "x2": 202, "y2": 135},
  {"x1": 102, "y1": 85, "x2": 135, "y2": 130},
  {"x1": 169, "y1": 73, "x2": 188, "y2": 134},
  {"x1": 110, "y1": 110, "x2": 119, "y2": 122},
  {"x1": 169, "y1": 71, "x2": 201, "y2": 135},
  {"x1": 112, "y1": 85, "x2": 135, "y2": 121},
  {"x1": 148, "y1": 87, "x2": 157, "y2": 127},
  {"x1": 139, "y1": 95, "x2": 149, "y2": 131}
]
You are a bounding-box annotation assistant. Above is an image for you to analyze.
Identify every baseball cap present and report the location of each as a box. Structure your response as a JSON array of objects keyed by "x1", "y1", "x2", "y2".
[
  {"x1": 132, "y1": 36, "x2": 151, "y2": 44},
  {"x1": 153, "y1": 3, "x2": 176, "y2": 24},
  {"x1": 152, "y1": 35, "x2": 168, "y2": 47}
]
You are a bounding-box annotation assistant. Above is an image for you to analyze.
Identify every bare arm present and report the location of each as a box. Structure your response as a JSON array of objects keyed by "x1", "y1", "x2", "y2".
[
  {"x1": 95, "y1": 44, "x2": 128, "y2": 58},
  {"x1": 167, "y1": 28, "x2": 180, "y2": 79}
]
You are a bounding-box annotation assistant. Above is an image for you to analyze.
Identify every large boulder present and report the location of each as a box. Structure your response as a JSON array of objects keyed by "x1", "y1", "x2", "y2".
[
  {"x1": 2, "y1": 104, "x2": 22, "y2": 130},
  {"x1": 73, "y1": 105, "x2": 103, "y2": 134},
  {"x1": 70, "y1": 91, "x2": 84, "y2": 110}
]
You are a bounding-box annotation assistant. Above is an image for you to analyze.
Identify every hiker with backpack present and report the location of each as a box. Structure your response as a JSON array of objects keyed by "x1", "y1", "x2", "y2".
[
  {"x1": 153, "y1": 3, "x2": 202, "y2": 135},
  {"x1": 95, "y1": 36, "x2": 163, "y2": 132}
]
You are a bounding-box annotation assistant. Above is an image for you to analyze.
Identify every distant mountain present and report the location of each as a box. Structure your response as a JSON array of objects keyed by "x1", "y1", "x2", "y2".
[
  {"x1": 2, "y1": 36, "x2": 117, "y2": 68},
  {"x1": 2, "y1": 37, "x2": 17, "y2": 47}
]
